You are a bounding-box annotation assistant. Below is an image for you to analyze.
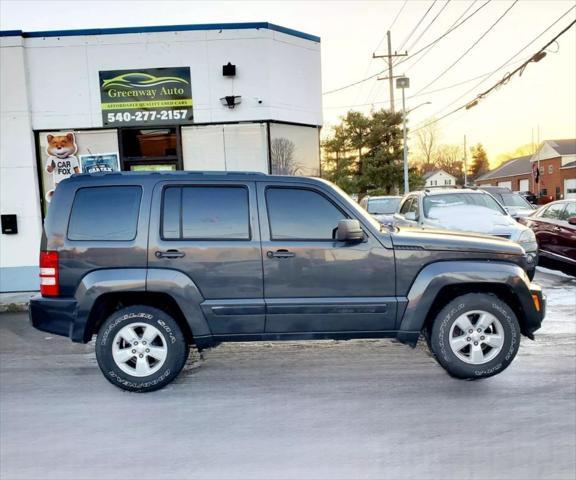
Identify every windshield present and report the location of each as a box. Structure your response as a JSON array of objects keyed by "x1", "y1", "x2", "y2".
[
  {"x1": 367, "y1": 198, "x2": 401, "y2": 214},
  {"x1": 497, "y1": 193, "x2": 533, "y2": 208},
  {"x1": 423, "y1": 192, "x2": 507, "y2": 217}
]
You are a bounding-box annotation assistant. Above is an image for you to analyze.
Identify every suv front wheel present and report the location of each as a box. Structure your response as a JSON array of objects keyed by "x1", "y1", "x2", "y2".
[
  {"x1": 429, "y1": 293, "x2": 520, "y2": 379},
  {"x1": 96, "y1": 306, "x2": 188, "y2": 392}
]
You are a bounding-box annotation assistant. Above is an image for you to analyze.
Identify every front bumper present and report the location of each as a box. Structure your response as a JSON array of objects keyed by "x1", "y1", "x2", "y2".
[
  {"x1": 522, "y1": 283, "x2": 546, "y2": 339},
  {"x1": 29, "y1": 295, "x2": 81, "y2": 341}
]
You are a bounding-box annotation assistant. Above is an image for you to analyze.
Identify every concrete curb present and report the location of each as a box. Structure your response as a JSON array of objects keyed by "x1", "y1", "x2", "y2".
[{"x1": 0, "y1": 292, "x2": 37, "y2": 313}]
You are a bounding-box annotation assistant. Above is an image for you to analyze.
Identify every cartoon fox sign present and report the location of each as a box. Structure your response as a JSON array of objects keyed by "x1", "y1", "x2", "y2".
[{"x1": 45, "y1": 133, "x2": 80, "y2": 187}]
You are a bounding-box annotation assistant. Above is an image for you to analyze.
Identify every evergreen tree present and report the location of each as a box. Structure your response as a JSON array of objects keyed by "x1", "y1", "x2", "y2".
[
  {"x1": 469, "y1": 143, "x2": 490, "y2": 180},
  {"x1": 322, "y1": 109, "x2": 422, "y2": 195}
]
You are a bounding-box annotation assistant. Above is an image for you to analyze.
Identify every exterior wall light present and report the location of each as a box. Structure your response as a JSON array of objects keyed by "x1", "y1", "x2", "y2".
[{"x1": 220, "y1": 96, "x2": 242, "y2": 109}]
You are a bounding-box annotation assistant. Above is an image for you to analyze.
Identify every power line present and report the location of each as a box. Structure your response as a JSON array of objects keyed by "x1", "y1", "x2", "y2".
[
  {"x1": 422, "y1": 5, "x2": 576, "y2": 121},
  {"x1": 397, "y1": 0, "x2": 438, "y2": 52},
  {"x1": 322, "y1": 0, "x2": 491, "y2": 96},
  {"x1": 395, "y1": 0, "x2": 492, "y2": 69},
  {"x1": 387, "y1": 0, "x2": 409, "y2": 39},
  {"x1": 405, "y1": 0, "x2": 452, "y2": 55},
  {"x1": 404, "y1": 0, "x2": 478, "y2": 74},
  {"x1": 413, "y1": 0, "x2": 519, "y2": 95},
  {"x1": 323, "y1": 56, "x2": 527, "y2": 110},
  {"x1": 356, "y1": 0, "x2": 409, "y2": 104},
  {"x1": 411, "y1": 15, "x2": 576, "y2": 134}
]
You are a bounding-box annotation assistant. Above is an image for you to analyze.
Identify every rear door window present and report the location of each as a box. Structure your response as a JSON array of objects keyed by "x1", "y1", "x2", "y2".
[
  {"x1": 68, "y1": 186, "x2": 141, "y2": 241},
  {"x1": 161, "y1": 186, "x2": 250, "y2": 240}
]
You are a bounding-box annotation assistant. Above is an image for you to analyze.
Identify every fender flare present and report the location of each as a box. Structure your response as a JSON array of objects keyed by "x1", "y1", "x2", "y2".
[
  {"x1": 396, "y1": 261, "x2": 533, "y2": 345},
  {"x1": 73, "y1": 269, "x2": 147, "y2": 342},
  {"x1": 73, "y1": 268, "x2": 211, "y2": 344}
]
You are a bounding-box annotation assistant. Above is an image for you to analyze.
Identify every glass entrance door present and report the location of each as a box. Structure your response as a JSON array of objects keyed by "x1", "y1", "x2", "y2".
[{"x1": 120, "y1": 127, "x2": 181, "y2": 171}]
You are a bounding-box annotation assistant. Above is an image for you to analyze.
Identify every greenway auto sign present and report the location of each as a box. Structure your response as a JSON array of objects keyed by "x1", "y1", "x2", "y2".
[{"x1": 99, "y1": 67, "x2": 193, "y2": 126}]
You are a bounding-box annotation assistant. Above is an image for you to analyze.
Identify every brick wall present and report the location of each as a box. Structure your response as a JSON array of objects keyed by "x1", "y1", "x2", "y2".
[
  {"x1": 534, "y1": 156, "x2": 575, "y2": 200},
  {"x1": 478, "y1": 156, "x2": 575, "y2": 199}
]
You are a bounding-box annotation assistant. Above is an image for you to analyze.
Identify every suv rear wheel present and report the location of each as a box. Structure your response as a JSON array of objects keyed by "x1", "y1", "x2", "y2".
[
  {"x1": 96, "y1": 305, "x2": 188, "y2": 392},
  {"x1": 429, "y1": 293, "x2": 520, "y2": 379}
]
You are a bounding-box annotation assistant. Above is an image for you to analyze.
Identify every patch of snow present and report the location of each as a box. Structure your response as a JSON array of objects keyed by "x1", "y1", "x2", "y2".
[
  {"x1": 537, "y1": 266, "x2": 575, "y2": 280},
  {"x1": 427, "y1": 204, "x2": 516, "y2": 234}
]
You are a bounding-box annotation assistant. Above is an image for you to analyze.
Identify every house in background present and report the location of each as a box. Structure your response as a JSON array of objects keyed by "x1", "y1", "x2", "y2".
[
  {"x1": 476, "y1": 139, "x2": 576, "y2": 200},
  {"x1": 423, "y1": 169, "x2": 457, "y2": 188}
]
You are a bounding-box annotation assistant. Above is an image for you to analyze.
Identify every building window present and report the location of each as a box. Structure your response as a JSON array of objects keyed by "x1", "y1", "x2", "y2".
[
  {"x1": 181, "y1": 123, "x2": 268, "y2": 173},
  {"x1": 36, "y1": 129, "x2": 120, "y2": 215},
  {"x1": 540, "y1": 188, "x2": 548, "y2": 196},
  {"x1": 121, "y1": 127, "x2": 180, "y2": 171},
  {"x1": 548, "y1": 165, "x2": 554, "y2": 174},
  {"x1": 539, "y1": 167, "x2": 545, "y2": 175},
  {"x1": 270, "y1": 123, "x2": 320, "y2": 176}
]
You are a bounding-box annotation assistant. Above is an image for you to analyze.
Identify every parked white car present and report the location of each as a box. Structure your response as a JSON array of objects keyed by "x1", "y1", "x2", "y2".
[
  {"x1": 393, "y1": 189, "x2": 538, "y2": 278},
  {"x1": 479, "y1": 186, "x2": 536, "y2": 218},
  {"x1": 359, "y1": 195, "x2": 402, "y2": 225}
]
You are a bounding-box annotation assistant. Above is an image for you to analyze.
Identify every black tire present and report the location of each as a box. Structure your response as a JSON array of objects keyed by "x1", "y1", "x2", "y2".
[
  {"x1": 429, "y1": 293, "x2": 520, "y2": 380},
  {"x1": 96, "y1": 305, "x2": 188, "y2": 392}
]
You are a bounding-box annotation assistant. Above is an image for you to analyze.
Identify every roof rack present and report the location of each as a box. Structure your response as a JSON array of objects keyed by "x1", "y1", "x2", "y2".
[{"x1": 74, "y1": 170, "x2": 268, "y2": 179}]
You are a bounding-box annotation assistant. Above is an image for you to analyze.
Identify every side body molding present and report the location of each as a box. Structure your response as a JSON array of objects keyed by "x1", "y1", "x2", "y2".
[
  {"x1": 146, "y1": 269, "x2": 212, "y2": 341},
  {"x1": 74, "y1": 269, "x2": 147, "y2": 342},
  {"x1": 396, "y1": 261, "x2": 533, "y2": 346}
]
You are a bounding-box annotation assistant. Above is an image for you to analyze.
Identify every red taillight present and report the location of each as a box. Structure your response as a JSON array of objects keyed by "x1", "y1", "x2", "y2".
[{"x1": 40, "y1": 251, "x2": 59, "y2": 296}]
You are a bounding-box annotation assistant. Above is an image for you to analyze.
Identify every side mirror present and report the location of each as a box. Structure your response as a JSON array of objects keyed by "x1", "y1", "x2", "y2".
[
  {"x1": 568, "y1": 216, "x2": 576, "y2": 226},
  {"x1": 336, "y1": 219, "x2": 364, "y2": 243},
  {"x1": 405, "y1": 211, "x2": 418, "y2": 222}
]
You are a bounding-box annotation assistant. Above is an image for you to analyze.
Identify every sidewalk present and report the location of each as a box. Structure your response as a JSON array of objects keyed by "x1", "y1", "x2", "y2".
[{"x1": 0, "y1": 292, "x2": 37, "y2": 313}]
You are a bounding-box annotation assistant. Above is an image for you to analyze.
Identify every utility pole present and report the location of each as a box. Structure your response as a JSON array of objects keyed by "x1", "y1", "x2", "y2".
[
  {"x1": 373, "y1": 31, "x2": 408, "y2": 113},
  {"x1": 463, "y1": 135, "x2": 468, "y2": 187}
]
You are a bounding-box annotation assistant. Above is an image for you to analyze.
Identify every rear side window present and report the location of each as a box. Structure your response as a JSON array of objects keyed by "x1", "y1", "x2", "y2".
[
  {"x1": 162, "y1": 186, "x2": 250, "y2": 240},
  {"x1": 266, "y1": 187, "x2": 345, "y2": 240},
  {"x1": 68, "y1": 186, "x2": 141, "y2": 241}
]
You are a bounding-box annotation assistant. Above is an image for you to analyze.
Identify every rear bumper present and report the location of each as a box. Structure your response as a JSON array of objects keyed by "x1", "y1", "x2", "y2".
[{"x1": 29, "y1": 295, "x2": 83, "y2": 342}]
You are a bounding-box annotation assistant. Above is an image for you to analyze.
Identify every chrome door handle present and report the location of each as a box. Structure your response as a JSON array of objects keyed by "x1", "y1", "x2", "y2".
[
  {"x1": 155, "y1": 250, "x2": 185, "y2": 259},
  {"x1": 267, "y1": 249, "x2": 295, "y2": 259}
]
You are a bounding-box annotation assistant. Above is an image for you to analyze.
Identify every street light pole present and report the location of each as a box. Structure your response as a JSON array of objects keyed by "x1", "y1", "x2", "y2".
[
  {"x1": 401, "y1": 87, "x2": 409, "y2": 195},
  {"x1": 396, "y1": 76, "x2": 410, "y2": 194},
  {"x1": 396, "y1": 77, "x2": 431, "y2": 194}
]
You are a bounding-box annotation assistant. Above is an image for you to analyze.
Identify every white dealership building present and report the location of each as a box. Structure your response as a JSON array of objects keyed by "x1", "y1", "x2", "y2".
[{"x1": 0, "y1": 22, "x2": 323, "y2": 292}]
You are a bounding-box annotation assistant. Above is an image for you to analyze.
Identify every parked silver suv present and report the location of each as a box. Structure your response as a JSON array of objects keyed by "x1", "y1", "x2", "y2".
[{"x1": 394, "y1": 189, "x2": 538, "y2": 278}]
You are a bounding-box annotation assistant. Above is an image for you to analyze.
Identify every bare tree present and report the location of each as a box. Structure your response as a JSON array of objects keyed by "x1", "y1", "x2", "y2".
[
  {"x1": 271, "y1": 138, "x2": 301, "y2": 175},
  {"x1": 436, "y1": 144, "x2": 464, "y2": 184},
  {"x1": 414, "y1": 121, "x2": 440, "y2": 173}
]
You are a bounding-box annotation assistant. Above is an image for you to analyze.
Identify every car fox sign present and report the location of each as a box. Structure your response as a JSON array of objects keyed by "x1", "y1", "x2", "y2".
[{"x1": 99, "y1": 67, "x2": 193, "y2": 126}]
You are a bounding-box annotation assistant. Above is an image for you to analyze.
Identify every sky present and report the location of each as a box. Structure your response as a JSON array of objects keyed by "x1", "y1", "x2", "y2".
[{"x1": 2, "y1": 0, "x2": 575, "y2": 164}]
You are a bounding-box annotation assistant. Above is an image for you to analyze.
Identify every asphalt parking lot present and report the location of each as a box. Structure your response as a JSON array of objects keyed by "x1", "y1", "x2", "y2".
[{"x1": 1, "y1": 268, "x2": 575, "y2": 480}]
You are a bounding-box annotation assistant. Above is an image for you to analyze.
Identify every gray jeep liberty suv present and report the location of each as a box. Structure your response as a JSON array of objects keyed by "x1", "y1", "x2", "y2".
[{"x1": 30, "y1": 172, "x2": 546, "y2": 392}]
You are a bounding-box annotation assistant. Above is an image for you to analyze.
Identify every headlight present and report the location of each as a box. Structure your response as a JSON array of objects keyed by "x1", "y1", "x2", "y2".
[{"x1": 517, "y1": 228, "x2": 537, "y2": 252}]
